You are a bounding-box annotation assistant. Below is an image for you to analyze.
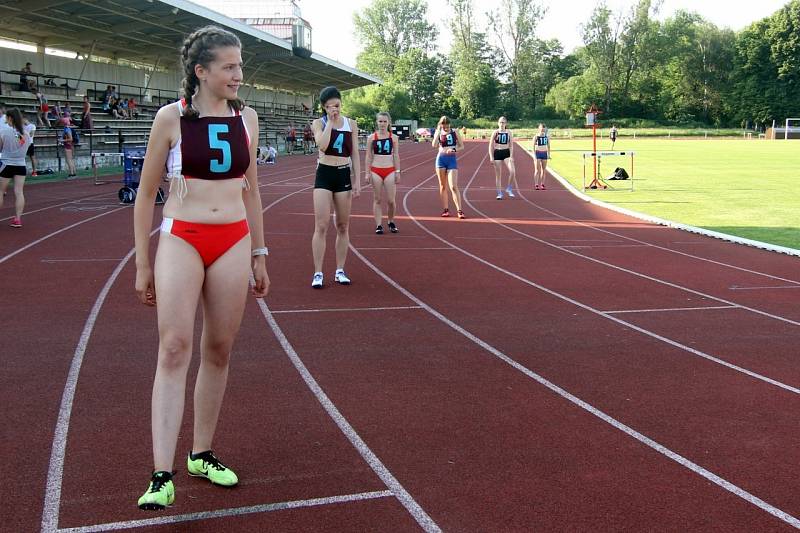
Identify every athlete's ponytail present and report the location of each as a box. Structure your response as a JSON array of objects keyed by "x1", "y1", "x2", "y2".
[
  {"x1": 179, "y1": 25, "x2": 244, "y2": 120},
  {"x1": 6, "y1": 108, "x2": 24, "y2": 137}
]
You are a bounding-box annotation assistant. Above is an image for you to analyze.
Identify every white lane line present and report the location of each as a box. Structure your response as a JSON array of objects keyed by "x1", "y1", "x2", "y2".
[
  {"x1": 342, "y1": 170, "x2": 800, "y2": 528},
  {"x1": 455, "y1": 236, "x2": 523, "y2": 241},
  {"x1": 730, "y1": 285, "x2": 800, "y2": 291},
  {"x1": 0, "y1": 191, "x2": 112, "y2": 222},
  {"x1": 0, "y1": 208, "x2": 126, "y2": 265},
  {"x1": 256, "y1": 295, "x2": 442, "y2": 533},
  {"x1": 41, "y1": 258, "x2": 123, "y2": 263},
  {"x1": 512, "y1": 151, "x2": 800, "y2": 285},
  {"x1": 464, "y1": 165, "x2": 800, "y2": 329},
  {"x1": 357, "y1": 247, "x2": 454, "y2": 250},
  {"x1": 56, "y1": 491, "x2": 393, "y2": 532},
  {"x1": 603, "y1": 305, "x2": 738, "y2": 314},
  {"x1": 40, "y1": 229, "x2": 158, "y2": 533},
  {"x1": 271, "y1": 305, "x2": 422, "y2": 314},
  {"x1": 350, "y1": 246, "x2": 800, "y2": 530},
  {"x1": 41, "y1": 177, "x2": 323, "y2": 532},
  {"x1": 562, "y1": 244, "x2": 649, "y2": 249},
  {"x1": 417, "y1": 163, "x2": 800, "y2": 395}
]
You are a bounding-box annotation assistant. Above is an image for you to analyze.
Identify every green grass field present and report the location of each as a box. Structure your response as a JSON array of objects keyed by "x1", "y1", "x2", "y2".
[{"x1": 517, "y1": 138, "x2": 800, "y2": 251}]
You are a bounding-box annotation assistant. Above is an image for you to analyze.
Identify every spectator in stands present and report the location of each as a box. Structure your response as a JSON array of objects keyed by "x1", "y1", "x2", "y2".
[
  {"x1": 127, "y1": 97, "x2": 139, "y2": 118},
  {"x1": 54, "y1": 101, "x2": 64, "y2": 120},
  {"x1": 81, "y1": 95, "x2": 93, "y2": 131},
  {"x1": 119, "y1": 98, "x2": 130, "y2": 119},
  {"x1": 60, "y1": 117, "x2": 77, "y2": 178},
  {"x1": 63, "y1": 102, "x2": 73, "y2": 120},
  {"x1": 35, "y1": 92, "x2": 51, "y2": 128},
  {"x1": 286, "y1": 123, "x2": 296, "y2": 153},
  {"x1": 257, "y1": 142, "x2": 277, "y2": 165},
  {"x1": 19, "y1": 62, "x2": 36, "y2": 92},
  {"x1": 103, "y1": 85, "x2": 113, "y2": 108},
  {"x1": 0, "y1": 108, "x2": 34, "y2": 228},
  {"x1": 23, "y1": 117, "x2": 38, "y2": 176},
  {"x1": 107, "y1": 97, "x2": 122, "y2": 119},
  {"x1": 0, "y1": 105, "x2": 6, "y2": 125},
  {"x1": 303, "y1": 122, "x2": 313, "y2": 153}
]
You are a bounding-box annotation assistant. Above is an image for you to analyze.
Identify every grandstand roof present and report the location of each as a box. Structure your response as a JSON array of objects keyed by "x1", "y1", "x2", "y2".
[{"x1": 0, "y1": 0, "x2": 380, "y2": 93}]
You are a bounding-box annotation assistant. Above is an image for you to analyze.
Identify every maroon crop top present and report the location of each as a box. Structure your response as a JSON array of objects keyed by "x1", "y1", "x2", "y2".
[
  {"x1": 439, "y1": 130, "x2": 458, "y2": 148},
  {"x1": 179, "y1": 99, "x2": 250, "y2": 180},
  {"x1": 372, "y1": 133, "x2": 393, "y2": 155},
  {"x1": 321, "y1": 115, "x2": 353, "y2": 158}
]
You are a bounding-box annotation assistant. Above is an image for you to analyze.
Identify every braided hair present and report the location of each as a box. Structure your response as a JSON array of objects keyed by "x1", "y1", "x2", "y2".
[{"x1": 179, "y1": 25, "x2": 243, "y2": 120}]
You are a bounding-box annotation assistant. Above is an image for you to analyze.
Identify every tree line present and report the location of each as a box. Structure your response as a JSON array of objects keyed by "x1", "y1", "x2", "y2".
[{"x1": 343, "y1": 0, "x2": 800, "y2": 129}]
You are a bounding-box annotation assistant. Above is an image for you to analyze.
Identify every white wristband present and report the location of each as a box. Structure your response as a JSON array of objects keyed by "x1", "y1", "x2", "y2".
[{"x1": 251, "y1": 247, "x2": 269, "y2": 257}]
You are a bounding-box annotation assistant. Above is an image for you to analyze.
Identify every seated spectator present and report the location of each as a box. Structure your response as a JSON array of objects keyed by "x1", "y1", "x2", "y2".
[
  {"x1": 63, "y1": 102, "x2": 72, "y2": 120},
  {"x1": 127, "y1": 97, "x2": 138, "y2": 118},
  {"x1": 19, "y1": 62, "x2": 36, "y2": 92},
  {"x1": 54, "y1": 101, "x2": 64, "y2": 120},
  {"x1": 118, "y1": 98, "x2": 130, "y2": 119},
  {"x1": 257, "y1": 143, "x2": 277, "y2": 165},
  {"x1": 108, "y1": 97, "x2": 121, "y2": 119}
]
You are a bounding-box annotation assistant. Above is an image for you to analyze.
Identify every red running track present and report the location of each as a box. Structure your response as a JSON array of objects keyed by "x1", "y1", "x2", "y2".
[{"x1": 2, "y1": 141, "x2": 799, "y2": 532}]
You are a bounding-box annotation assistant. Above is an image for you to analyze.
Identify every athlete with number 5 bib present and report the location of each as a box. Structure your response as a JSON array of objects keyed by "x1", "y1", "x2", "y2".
[
  {"x1": 133, "y1": 25, "x2": 269, "y2": 510},
  {"x1": 310, "y1": 86, "x2": 361, "y2": 288}
]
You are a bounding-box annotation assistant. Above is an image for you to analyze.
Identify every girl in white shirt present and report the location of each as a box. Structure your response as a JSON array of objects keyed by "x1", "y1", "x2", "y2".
[{"x1": 0, "y1": 108, "x2": 33, "y2": 228}]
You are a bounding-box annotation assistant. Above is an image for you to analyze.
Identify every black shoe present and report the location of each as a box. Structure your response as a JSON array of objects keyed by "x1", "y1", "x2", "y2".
[
  {"x1": 388, "y1": 222, "x2": 398, "y2": 233},
  {"x1": 375, "y1": 225, "x2": 384, "y2": 234}
]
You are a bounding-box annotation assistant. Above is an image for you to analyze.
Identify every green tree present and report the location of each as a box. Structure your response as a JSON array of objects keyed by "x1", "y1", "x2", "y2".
[
  {"x1": 393, "y1": 50, "x2": 456, "y2": 120},
  {"x1": 448, "y1": 0, "x2": 500, "y2": 118},
  {"x1": 580, "y1": 2, "x2": 622, "y2": 113},
  {"x1": 487, "y1": 0, "x2": 547, "y2": 117},
  {"x1": 353, "y1": 0, "x2": 437, "y2": 78}
]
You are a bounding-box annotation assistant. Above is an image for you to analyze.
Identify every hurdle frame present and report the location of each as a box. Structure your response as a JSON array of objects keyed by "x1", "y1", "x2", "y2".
[
  {"x1": 582, "y1": 151, "x2": 635, "y2": 191},
  {"x1": 92, "y1": 152, "x2": 124, "y2": 185}
]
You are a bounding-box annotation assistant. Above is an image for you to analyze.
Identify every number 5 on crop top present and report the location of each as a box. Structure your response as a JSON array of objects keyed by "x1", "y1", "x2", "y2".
[{"x1": 208, "y1": 124, "x2": 232, "y2": 173}]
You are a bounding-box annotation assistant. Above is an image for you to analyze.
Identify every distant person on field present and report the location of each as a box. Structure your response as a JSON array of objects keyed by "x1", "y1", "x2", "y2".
[{"x1": 609, "y1": 125, "x2": 618, "y2": 148}]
